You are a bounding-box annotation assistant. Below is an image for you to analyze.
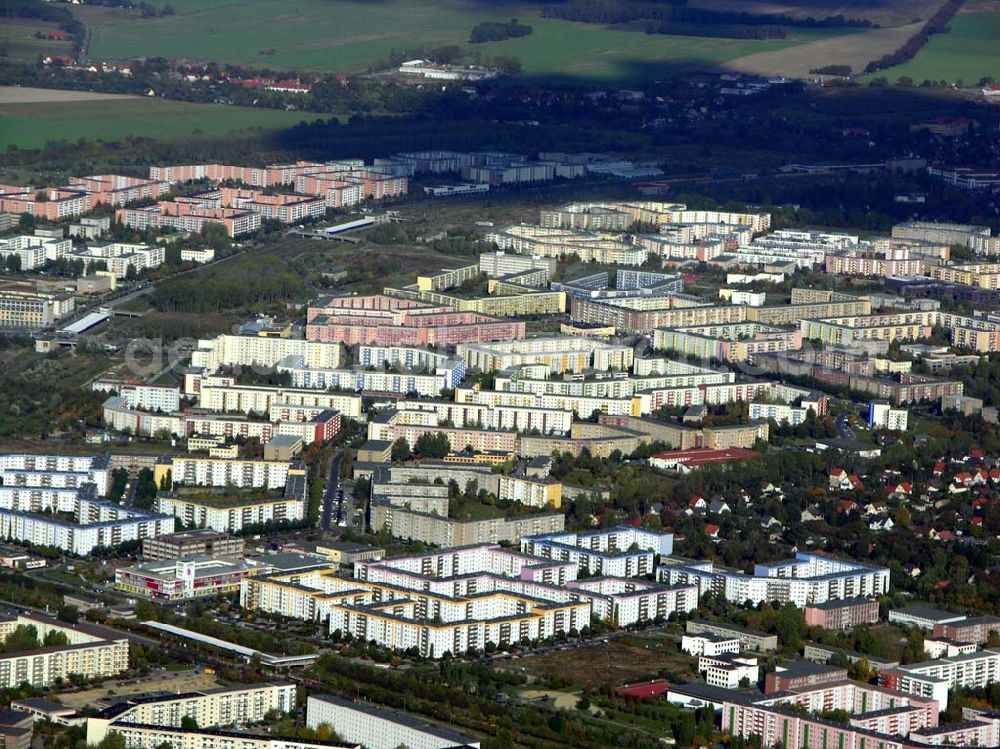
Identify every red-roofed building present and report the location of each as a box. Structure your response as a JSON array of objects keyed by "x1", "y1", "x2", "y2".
[
  {"x1": 615, "y1": 679, "x2": 669, "y2": 700},
  {"x1": 704, "y1": 524, "x2": 721, "y2": 539}
]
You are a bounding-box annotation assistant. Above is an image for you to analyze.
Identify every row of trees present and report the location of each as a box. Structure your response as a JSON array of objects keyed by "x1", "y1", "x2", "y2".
[
  {"x1": 864, "y1": 0, "x2": 964, "y2": 74},
  {"x1": 542, "y1": 0, "x2": 872, "y2": 29}
]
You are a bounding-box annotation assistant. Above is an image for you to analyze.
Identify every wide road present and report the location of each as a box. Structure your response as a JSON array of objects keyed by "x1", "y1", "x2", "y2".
[{"x1": 321, "y1": 451, "x2": 343, "y2": 531}]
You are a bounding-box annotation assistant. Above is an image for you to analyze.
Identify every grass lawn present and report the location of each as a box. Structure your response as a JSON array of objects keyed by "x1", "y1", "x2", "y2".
[
  {"x1": 867, "y1": 11, "x2": 1000, "y2": 85},
  {"x1": 0, "y1": 97, "x2": 326, "y2": 151},
  {"x1": 84, "y1": 0, "x2": 852, "y2": 84}
]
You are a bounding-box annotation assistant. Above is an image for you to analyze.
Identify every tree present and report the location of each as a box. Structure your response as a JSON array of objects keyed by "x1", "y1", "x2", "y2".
[
  {"x1": 390, "y1": 438, "x2": 411, "y2": 462},
  {"x1": 56, "y1": 604, "x2": 79, "y2": 624},
  {"x1": 97, "y1": 734, "x2": 127, "y2": 749},
  {"x1": 159, "y1": 469, "x2": 173, "y2": 491},
  {"x1": 180, "y1": 715, "x2": 199, "y2": 729},
  {"x1": 415, "y1": 432, "x2": 450, "y2": 459}
]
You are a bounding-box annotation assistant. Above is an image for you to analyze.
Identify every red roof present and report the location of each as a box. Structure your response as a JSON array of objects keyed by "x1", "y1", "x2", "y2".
[
  {"x1": 704, "y1": 524, "x2": 721, "y2": 536},
  {"x1": 615, "y1": 680, "x2": 668, "y2": 699}
]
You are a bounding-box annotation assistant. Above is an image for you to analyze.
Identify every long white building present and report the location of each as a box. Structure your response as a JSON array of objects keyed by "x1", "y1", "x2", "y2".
[
  {"x1": 307, "y1": 694, "x2": 478, "y2": 749},
  {"x1": 659, "y1": 552, "x2": 890, "y2": 607},
  {"x1": 0, "y1": 612, "x2": 128, "y2": 689},
  {"x1": 0, "y1": 454, "x2": 174, "y2": 555},
  {"x1": 521, "y1": 527, "x2": 673, "y2": 577}
]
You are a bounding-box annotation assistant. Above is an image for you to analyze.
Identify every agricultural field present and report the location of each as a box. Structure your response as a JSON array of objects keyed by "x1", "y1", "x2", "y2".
[
  {"x1": 865, "y1": 10, "x2": 1000, "y2": 84},
  {"x1": 82, "y1": 0, "x2": 857, "y2": 84},
  {"x1": 0, "y1": 88, "x2": 326, "y2": 151},
  {"x1": 0, "y1": 18, "x2": 74, "y2": 64}
]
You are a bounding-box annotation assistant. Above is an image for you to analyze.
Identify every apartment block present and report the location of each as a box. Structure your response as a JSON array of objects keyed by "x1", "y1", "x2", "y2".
[
  {"x1": 141, "y1": 529, "x2": 244, "y2": 560},
  {"x1": 154, "y1": 457, "x2": 295, "y2": 490},
  {"x1": 659, "y1": 552, "x2": 890, "y2": 607},
  {"x1": 485, "y1": 225, "x2": 646, "y2": 266},
  {"x1": 307, "y1": 694, "x2": 477, "y2": 749},
  {"x1": 496, "y1": 475, "x2": 562, "y2": 509},
  {"x1": 116, "y1": 203, "x2": 261, "y2": 237},
  {"x1": 0, "y1": 613, "x2": 128, "y2": 689},
  {"x1": 64, "y1": 243, "x2": 165, "y2": 279},
  {"x1": 880, "y1": 650, "x2": 1000, "y2": 709},
  {"x1": 457, "y1": 336, "x2": 633, "y2": 374},
  {"x1": 0, "y1": 279, "x2": 75, "y2": 329},
  {"x1": 520, "y1": 527, "x2": 672, "y2": 577},
  {"x1": 155, "y1": 482, "x2": 306, "y2": 533},
  {"x1": 306, "y1": 294, "x2": 525, "y2": 346},
  {"x1": 0, "y1": 235, "x2": 69, "y2": 270},
  {"x1": 86, "y1": 683, "x2": 298, "y2": 747},
  {"x1": 803, "y1": 597, "x2": 880, "y2": 630},
  {"x1": 933, "y1": 616, "x2": 1000, "y2": 645}
]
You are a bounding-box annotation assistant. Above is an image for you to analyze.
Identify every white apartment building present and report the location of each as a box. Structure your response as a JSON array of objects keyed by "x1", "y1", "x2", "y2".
[
  {"x1": 682, "y1": 633, "x2": 741, "y2": 657},
  {"x1": 868, "y1": 401, "x2": 909, "y2": 431},
  {"x1": 155, "y1": 494, "x2": 305, "y2": 533},
  {"x1": 0, "y1": 235, "x2": 70, "y2": 270},
  {"x1": 158, "y1": 457, "x2": 293, "y2": 489},
  {"x1": 197, "y1": 383, "x2": 361, "y2": 419},
  {"x1": 92, "y1": 381, "x2": 180, "y2": 413},
  {"x1": 700, "y1": 654, "x2": 760, "y2": 689},
  {"x1": 244, "y1": 544, "x2": 694, "y2": 657},
  {"x1": 282, "y1": 364, "x2": 460, "y2": 398},
  {"x1": 65, "y1": 242, "x2": 165, "y2": 278},
  {"x1": 457, "y1": 336, "x2": 633, "y2": 374},
  {"x1": 306, "y1": 693, "x2": 479, "y2": 749},
  {"x1": 189, "y1": 334, "x2": 342, "y2": 375},
  {"x1": 659, "y1": 552, "x2": 890, "y2": 607},
  {"x1": 479, "y1": 251, "x2": 556, "y2": 279},
  {"x1": 881, "y1": 650, "x2": 1000, "y2": 710},
  {"x1": 520, "y1": 528, "x2": 673, "y2": 577},
  {"x1": 0, "y1": 613, "x2": 128, "y2": 689},
  {"x1": 102, "y1": 396, "x2": 185, "y2": 437},
  {"x1": 0, "y1": 491, "x2": 174, "y2": 556},
  {"x1": 749, "y1": 401, "x2": 809, "y2": 426},
  {"x1": 180, "y1": 248, "x2": 216, "y2": 263},
  {"x1": 87, "y1": 683, "x2": 298, "y2": 746},
  {"x1": 485, "y1": 225, "x2": 646, "y2": 266},
  {"x1": 0, "y1": 453, "x2": 173, "y2": 555}
]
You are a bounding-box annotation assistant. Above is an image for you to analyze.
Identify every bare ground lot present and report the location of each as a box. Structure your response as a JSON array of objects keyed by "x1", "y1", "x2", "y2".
[
  {"x1": 688, "y1": 0, "x2": 946, "y2": 26},
  {"x1": 500, "y1": 641, "x2": 693, "y2": 691},
  {"x1": 725, "y1": 22, "x2": 922, "y2": 77},
  {"x1": 0, "y1": 86, "x2": 139, "y2": 104}
]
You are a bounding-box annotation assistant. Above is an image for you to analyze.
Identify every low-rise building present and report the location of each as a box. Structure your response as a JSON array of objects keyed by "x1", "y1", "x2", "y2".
[
  {"x1": 682, "y1": 633, "x2": 740, "y2": 657},
  {"x1": 685, "y1": 620, "x2": 778, "y2": 652},
  {"x1": 888, "y1": 604, "x2": 966, "y2": 631},
  {"x1": 115, "y1": 556, "x2": 266, "y2": 601}
]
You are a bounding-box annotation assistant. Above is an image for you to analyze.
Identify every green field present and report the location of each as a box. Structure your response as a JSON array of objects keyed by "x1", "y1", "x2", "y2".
[
  {"x1": 869, "y1": 11, "x2": 1000, "y2": 84},
  {"x1": 0, "y1": 97, "x2": 325, "y2": 150},
  {"x1": 84, "y1": 0, "x2": 851, "y2": 83}
]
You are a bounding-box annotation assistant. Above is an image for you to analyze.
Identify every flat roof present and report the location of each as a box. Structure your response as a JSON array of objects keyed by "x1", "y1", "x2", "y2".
[
  {"x1": 309, "y1": 693, "x2": 477, "y2": 744},
  {"x1": 890, "y1": 604, "x2": 966, "y2": 622}
]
